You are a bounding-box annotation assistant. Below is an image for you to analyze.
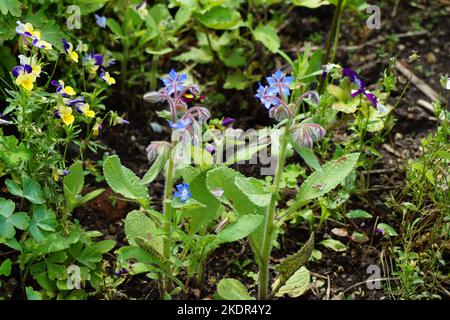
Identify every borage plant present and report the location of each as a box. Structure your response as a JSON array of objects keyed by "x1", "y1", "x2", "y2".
[{"x1": 103, "y1": 67, "x2": 361, "y2": 300}]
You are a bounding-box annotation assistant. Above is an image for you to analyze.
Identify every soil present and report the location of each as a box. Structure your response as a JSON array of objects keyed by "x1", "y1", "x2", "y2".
[{"x1": 2, "y1": 0, "x2": 448, "y2": 300}]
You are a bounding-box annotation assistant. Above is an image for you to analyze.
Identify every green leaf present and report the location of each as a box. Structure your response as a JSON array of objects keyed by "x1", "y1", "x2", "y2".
[
  {"x1": 275, "y1": 233, "x2": 314, "y2": 283},
  {"x1": 377, "y1": 223, "x2": 398, "y2": 237},
  {"x1": 181, "y1": 170, "x2": 222, "y2": 233},
  {"x1": 26, "y1": 287, "x2": 43, "y2": 300},
  {"x1": 64, "y1": 162, "x2": 84, "y2": 200},
  {"x1": 214, "y1": 214, "x2": 264, "y2": 245},
  {"x1": 320, "y1": 239, "x2": 346, "y2": 252},
  {"x1": 23, "y1": 177, "x2": 45, "y2": 204},
  {"x1": 223, "y1": 71, "x2": 247, "y2": 90},
  {"x1": 103, "y1": 155, "x2": 149, "y2": 204},
  {"x1": 225, "y1": 143, "x2": 269, "y2": 165},
  {"x1": 346, "y1": 209, "x2": 372, "y2": 219},
  {"x1": 142, "y1": 152, "x2": 169, "y2": 184},
  {"x1": 172, "y1": 47, "x2": 213, "y2": 64},
  {"x1": 145, "y1": 47, "x2": 173, "y2": 56},
  {"x1": 0, "y1": 0, "x2": 21, "y2": 16},
  {"x1": 106, "y1": 18, "x2": 123, "y2": 37},
  {"x1": 0, "y1": 197, "x2": 14, "y2": 218},
  {"x1": 252, "y1": 23, "x2": 280, "y2": 53},
  {"x1": 5, "y1": 179, "x2": 23, "y2": 197},
  {"x1": 28, "y1": 205, "x2": 58, "y2": 242},
  {"x1": 292, "y1": 0, "x2": 330, "y2": 8},
  {"x1": 234, "y1": 177, "x2": 271, "y2": 207},
  {"x1": 0, "y1": 198, "x2": 29, "y2": 239},
  {"x1": 124, "y1": 210, "x2": 163, "y2": 254},
  {"x1": 217, "y1": 278, "x2": 255, "y2": 300},
  {"x1": 296, "y1": 153, "x2": 359, "y2": 202},
  {"x1": 275, "y1": 267, "x2": 310, "y2": 297},
  {"x1": 289, "y1": 140, "x2": 321, "y2": 171},
  {"x1": 195, "y1": 6, "x2": 242, "y2": 30},
  {"x1": 0, "y1": 259, "x2": 12, "y2": 276}
]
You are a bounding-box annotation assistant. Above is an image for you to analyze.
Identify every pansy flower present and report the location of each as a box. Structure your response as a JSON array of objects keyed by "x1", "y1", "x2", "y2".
[
  {"x1": 322, "y1": 63, "x2": 340, "y2": 79},
  {"x1": 100, "y1": 69, "x2": 116, "y2": 85},
  {"x1": 18, "y1": 55, "x2": 41, "y2": 77},
  {"x1": 12, "y1": 64, "x2": 36, "y2": 91},
  {"x1": 52, "y1": 168, "x2": 70, "y2": 181},
  {"x1": 92, "y1": 120, "x2": 103, "y2": 137},
  {"x1": 62, "y1": 38, "x2": 79, "y2": 63},
  {"x1": 95, "y1": 14, "x2": 107, "y2": 28},
  {"x1": 221, "y1": 117, "x2": 235, "y2": 126},
  {"x1": 351, "y1": 88, "x2": 378, "y2": 107},
  {"x1": 266, "y1": 69, "x2": 293, "y2": 97},
  {"x1": 161, "y1": 69, "x2": 187, "y2": 95},
  {"x1": 68, "y1": 96, "x2": 85, "y2": 106},
  {"x1": 173, "y1": 183, "x2": 191, "y2": 203},
  {"x1": 103, "y1": 53, "x2": 116, "y2": 67},
  {"x1": 168, "y1": 118, "x2": 192, "y2": 131},
  {"x1": 134, "y1": 1, "x2": 149, "y2": 19},
  {"x1": 83, "y1": 52, "x2": 103, "y2": 74},
  {"x1": 255, "y1": 83, "x2": 280, "y2": 110},
  {"x1": 16, "y1": 21, "x2": 37, "y2": 38},
  {"x1": 343, "y1": 68, "x2": 365, "y2": 88},
  {"x1": 51, "y1": 80, "x2": 76, "y2": 97},
  {"x1": 76, "y1": 102, "x2": 95, "y2": 118},
  {"x1": 16, "y1": 21, "x2": 52, "y2": 50},
  {"x1": 55, "y1": 105, "x2": 75, "y2": 125}
]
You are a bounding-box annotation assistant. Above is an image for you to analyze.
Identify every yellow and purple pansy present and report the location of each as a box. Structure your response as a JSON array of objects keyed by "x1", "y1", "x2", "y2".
[
  {"x1": 51, "y1": 80, "x2": 76, "y2": 97},
  {"x1": 12, "y1": 63, "x2": 36, "y2": 91},
  {"x1": 100, "y1": 69, "x2": 116, "y2": 85},
  {"x1": 62, "y1": 38, "x2": 79, "y2": 63},
  {"x1": 83, "y1": 52, "x2": 103, "y2": 74}
]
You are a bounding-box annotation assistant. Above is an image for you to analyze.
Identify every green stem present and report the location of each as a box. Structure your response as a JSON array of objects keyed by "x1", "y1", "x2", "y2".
[
  {"x1": 319, "y1": 0, "x2": 344, "y2": 93},
  {"x1": 161, "y1": 142, "x2": 176, "y2": 297},
  {"x1": 258, "y1": 124, "x2": 290, "y2": 300},
  {"x1": 121, "y1": 43, "x2": 129, "y2": 93},
  {"x1": 150, "y1": 54, "x2": 159, "y2": 91}
]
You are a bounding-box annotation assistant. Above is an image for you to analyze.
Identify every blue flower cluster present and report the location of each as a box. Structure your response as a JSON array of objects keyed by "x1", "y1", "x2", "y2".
[{"x1": 255, "y1": 69, "x2": 293, "y2": 110}]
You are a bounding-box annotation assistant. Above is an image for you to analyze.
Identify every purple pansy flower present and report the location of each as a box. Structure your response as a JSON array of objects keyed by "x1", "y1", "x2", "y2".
[
  {"x1": 161, "y1": 69, "x2": 187, "y2": 95},
  {"x1": 266, "y1": 69, "x2": 293, "y2": 96},
  {"x1": 12, "y1": 64, "x2": 32, "y2": 77},
  {"x1": 221, "y1": 117, "x2": 235, "y2": 126},
  {"x1": 173, "y1": 183, "x2": 192, "y2": 203},
  {"x1": 343, "y1": 68, "x2": 365, "y2": 88},
  {"x1": 168, "y1": 118, "x2": 192, "y2": 131},
  {"x1": 255, "y1": 83, "x2": 280, "y2": 110},
  {"x1": 83, "y1": 52, "x2": 103, "y2": 73},
  {"x1": 95, "y1": 14, "x2": 107, "y2": 28}
]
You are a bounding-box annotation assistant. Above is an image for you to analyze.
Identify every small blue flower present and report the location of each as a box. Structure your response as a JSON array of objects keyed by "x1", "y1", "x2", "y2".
[
  {"x1": 255, "y1": 83, "x2": 280, "y2": 110},
  {"x1": 95, "y1": 14, "x2": 107, "y2": 28},
  {"x1": 266, "y1": 69, "x2": 293, "y2": 96},
  {"x1": 174, "y1": 183, "x2": 191, "y2": 203},
  {"x1": 168, "y1": 118, "x2": 192, "y2": 131},
  {"x1": 161, "y1": 68, "x2": 187, "y2": 95}
]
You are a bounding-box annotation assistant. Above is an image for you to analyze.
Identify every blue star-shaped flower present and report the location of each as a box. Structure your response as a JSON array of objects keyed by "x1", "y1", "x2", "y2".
[
  {"x1": 174, "y1": 183, "x2": 191, "y2": 203},
  {"x1": 168, "y1": 118, "x2": 192, "y2": 131},
  {"x1": 161, "y1": 68, "x2": 187, "y2": 95},
  {"x1": 266, "y1": 69, "x2": 293, "y2": 96},
  {"x1": 255, "y1": 83, "x2": 280, "y2": 110}
]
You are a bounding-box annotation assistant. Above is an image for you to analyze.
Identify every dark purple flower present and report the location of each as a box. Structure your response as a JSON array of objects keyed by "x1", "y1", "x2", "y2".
[
  {"x1": 343, "y1": 68, "x2": 365, "y2": 88},
  {"x1": 221, "y1": 117, "x2": 235, "y2": 126}
]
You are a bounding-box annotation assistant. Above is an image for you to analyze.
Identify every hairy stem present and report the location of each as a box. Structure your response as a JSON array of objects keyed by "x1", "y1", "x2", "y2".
[
  {"x1": 161, "y1": 142, "x2": 176, "y2": 297},
  {"x1": 258, "y1": 124, "x2": 290, "y2": 300}
]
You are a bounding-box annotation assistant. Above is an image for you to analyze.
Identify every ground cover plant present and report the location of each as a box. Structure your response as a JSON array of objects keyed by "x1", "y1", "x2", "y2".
[{"x1": 0, "y1": 0, "x2": 448, "y2": 301}]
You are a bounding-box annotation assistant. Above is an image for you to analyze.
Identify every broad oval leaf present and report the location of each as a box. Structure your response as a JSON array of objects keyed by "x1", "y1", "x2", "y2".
[
  {"x1": 296, "y1": 153, "x2": 359, "y2": 202},
  {"x1": 103, "y1": 155, "x2": 149, "y2": 204},
  {"x1": 217, "y1": 278, "x2": 255, "y2": 300}
]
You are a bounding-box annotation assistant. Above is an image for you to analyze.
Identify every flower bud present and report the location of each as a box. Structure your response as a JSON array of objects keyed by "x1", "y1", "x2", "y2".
[
  {"x1": 146, "y1": 140, "x2": 171, "y2": 163},
  {"x1": 143, "y1": 91, "x2": 162, "y2": 103}
]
